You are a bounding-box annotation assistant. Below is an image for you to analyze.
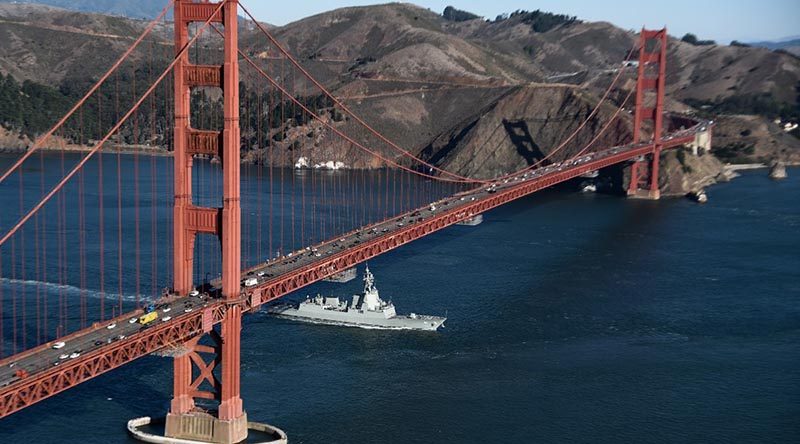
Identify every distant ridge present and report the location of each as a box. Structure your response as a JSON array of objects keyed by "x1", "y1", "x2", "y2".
[
  {"x1": 747, "y1": 38, "x2": 800, "y2": 56},
  {"x1": 0, "y1": 0, "x2": 167, "y2": 18}
]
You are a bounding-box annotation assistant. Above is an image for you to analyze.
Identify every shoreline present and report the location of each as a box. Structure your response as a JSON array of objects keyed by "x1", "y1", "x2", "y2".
[
  {"x1": 723, "y1": 163, "x2": 767, "y2": 172},
  {"x1": 0, "y1": 146, "x2": 173, "y2": 157},
  {"x1": 711, "y1": 162, "x2": 796, "y2": 193},
  {"x1": 2, "y1": 148, "x2": 797, "y2": 180},
  {"x1": 723, "y1": 161, "x2": 800, "y2": 172}
]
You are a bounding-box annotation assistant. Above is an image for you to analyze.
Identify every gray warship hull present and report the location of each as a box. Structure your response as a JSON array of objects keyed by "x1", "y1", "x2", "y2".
[
  {"x1": 268, "y1": 304, "x2": 446, "y2": 331},
  {"x1": 268, "y1": 266, "x2": 446, "y2": 331}
]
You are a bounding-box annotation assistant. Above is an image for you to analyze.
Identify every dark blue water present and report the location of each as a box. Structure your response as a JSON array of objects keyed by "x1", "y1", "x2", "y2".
[
  {"x1": 1, "y1": 165, "x2": 798, "y2": 443},
  {"x1": 0, "y1": 153, "x2": 460, "y2": 351}
]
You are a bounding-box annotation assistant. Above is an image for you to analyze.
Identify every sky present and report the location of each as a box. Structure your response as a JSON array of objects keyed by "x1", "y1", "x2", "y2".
[{"x1": 244, "y1": 0, "x2": 800, "y2": 44}]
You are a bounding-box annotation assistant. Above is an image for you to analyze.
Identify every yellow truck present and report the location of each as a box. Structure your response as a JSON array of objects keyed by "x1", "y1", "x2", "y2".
[{"x1": 138, "y1": 311, "x2": 159, "y2": 325}]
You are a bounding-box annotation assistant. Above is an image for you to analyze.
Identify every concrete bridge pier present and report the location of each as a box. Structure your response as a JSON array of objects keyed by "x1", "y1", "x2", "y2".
[
  {"x1": 626, "y1": 157, "x2": 662, "y2": 201},
  {"x1": 165, "y1": 411, "x2": 249, "y2": 444},
  {"x1": 627, "y1": 188, "x2": 661, "y2": 200},
  {"x1": 128, "y1": 416, "x2": 287, "y2": 444}
]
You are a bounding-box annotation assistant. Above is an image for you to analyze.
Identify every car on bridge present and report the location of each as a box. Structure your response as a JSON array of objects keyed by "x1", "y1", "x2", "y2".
[{"x1": 139, "y1": 311, "x2": 159, "y2": 326}]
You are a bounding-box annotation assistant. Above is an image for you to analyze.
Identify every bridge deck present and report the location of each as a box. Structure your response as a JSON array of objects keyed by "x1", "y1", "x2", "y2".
[{"x1": 0, "y1": 125, "x2": 707, "y2": 417}]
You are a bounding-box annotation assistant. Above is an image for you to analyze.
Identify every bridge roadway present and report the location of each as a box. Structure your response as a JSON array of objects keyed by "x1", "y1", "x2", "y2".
[{"x1": 0, "y1": 122, "x2": 710, "y2": 417}]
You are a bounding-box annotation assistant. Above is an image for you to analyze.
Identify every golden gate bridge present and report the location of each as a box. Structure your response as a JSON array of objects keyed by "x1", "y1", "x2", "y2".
[{"x1": 0, "y1": 1, "x2": 712, "y2": 442}]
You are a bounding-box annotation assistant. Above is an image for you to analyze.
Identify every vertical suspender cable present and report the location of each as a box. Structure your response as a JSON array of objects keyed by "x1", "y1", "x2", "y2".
[
  {"x1": 37, "y1": 148, "x2": 45, "y2": 344},
  {"x1": 59, "y1": 138, "x2": 66, "y2": 334},
  {"x1": 78, "y1": 108, "x2": 85, "y2": 329},
  {"x1": 300, "y1": 93, "x2": 306, "y2": 248},
  {"x1": 150, "y1": 39, "x2": 157, "y2": 299},
  {"x1": 11, "y1": 237, "x2": 17, "y2": 354},
  {"x1": 79, "y1": 160, "x2": 86, "y2": 328},
  {"x1": 116, "y1": 71, "x2": 124, "y2": 315},
  {"x1": 17, "y1": 171, "x2": 25, "y2": 350},
  {"x1": 280, "y1": 59, "x2": 285, "y2": 256},
  {"x1": 34, "y1": 197, "x2": 40, "y2": 346},
  {"x1": 98, "y1": 94, "x2": 105, "y2": 322},
  {"x1": 257, "y1": 75, "x2": 263, "y2": 263},
  {"x1": 268, "y1": 67, "x2": 274, "y2": 259},
  {"x1": 290, "y1": 67, "x2": 296, "y2": 251},
  {"x1": 133, "y1": 64, "x2": 141, "y2": 307},
  {"x1": 0, "y1": 249, "x2": 3, "y2": 357}
]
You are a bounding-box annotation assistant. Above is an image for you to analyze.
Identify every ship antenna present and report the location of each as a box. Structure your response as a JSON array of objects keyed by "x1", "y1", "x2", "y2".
[{"x1": 363, "y1": 264, "x2": 376, "y2": 293}]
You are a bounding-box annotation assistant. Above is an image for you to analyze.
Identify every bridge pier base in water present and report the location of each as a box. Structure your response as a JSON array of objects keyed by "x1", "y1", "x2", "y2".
[
  {"x1": 165, "y1": 412, "x2": 249, "y2": 444},
  {"x1": 128, "y1": 416, "x2": 287, "y2": 444},
  {"x1": 627, "y1": 188, "x2": 661, "y2": 200}
]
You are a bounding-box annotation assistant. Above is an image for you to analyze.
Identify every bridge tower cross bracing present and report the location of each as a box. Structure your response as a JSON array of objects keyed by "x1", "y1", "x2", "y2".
[
  {"x1": 628, "y1": 27, "x2": 667, "y2": 200},
  {"x1": 167, "y1": 1, "x2": 246, "y2": 442}
]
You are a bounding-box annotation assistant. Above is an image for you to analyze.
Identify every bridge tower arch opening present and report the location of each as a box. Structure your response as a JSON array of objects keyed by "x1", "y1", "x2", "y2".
[
  {"x1": 167, "y1": 1, "x2": 246, "y2": 442},
  {"x1": 628, "y1": 28, "x2": 667, "y2": 200}
]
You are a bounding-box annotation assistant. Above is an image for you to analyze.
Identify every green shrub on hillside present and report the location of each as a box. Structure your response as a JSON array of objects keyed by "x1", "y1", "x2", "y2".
[
  {"x1": 681, "y1": 33, "x2": 716, "y2": 46},
  {"x1": 0, "y1": 73, "x2": 72, "y2": 137},
  {"x1": 442, "y1": 6, "x2": 480, "y2": 22},
  {"x1": 493, "y1": 10, "x2": 579, "y2": 33},
  {"x1": 0, "y1": 72, "x2": 335, "y2": 152},
  {"x1": 714, "y1": 142, "x2": 756, "y2": 163}
]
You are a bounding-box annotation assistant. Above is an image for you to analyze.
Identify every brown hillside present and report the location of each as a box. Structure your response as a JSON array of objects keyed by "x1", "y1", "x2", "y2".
[{"x1": 0, "y1": 2, "x2": 798, "y2": 182}]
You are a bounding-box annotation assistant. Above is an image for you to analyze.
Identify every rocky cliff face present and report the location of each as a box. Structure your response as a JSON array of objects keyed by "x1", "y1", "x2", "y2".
[
  {"x1": 419, "y1": 84, "x2": 633, "y2": 179},
  {"x1": 0, "y1": 126, "x2": 29, "y2": 151},
  {"x1": 658, "y1": 150, "x2": 726, "y2": 196},
  {"x1": 240, "y1": 83, "x2": 636, "y2": 182},
  {"x1": 710, "y1": 115, "x2": 800, "y2": 164}
]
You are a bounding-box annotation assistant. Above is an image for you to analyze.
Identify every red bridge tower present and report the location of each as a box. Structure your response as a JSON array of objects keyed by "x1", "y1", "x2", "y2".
[
  {"x1": 167, "y1": 0, "x2": 246, "y2": 442},
  {"x1": 628, "y1": 28, "x2": 668, "y2": 200}
]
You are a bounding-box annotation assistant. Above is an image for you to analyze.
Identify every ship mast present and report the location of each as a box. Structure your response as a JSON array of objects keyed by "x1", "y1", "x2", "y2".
[{"x1": 362, "y1": 265, "x2": 382, "y2": 311}]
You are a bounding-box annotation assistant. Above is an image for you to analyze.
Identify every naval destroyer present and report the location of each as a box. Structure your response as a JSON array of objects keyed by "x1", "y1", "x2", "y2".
[{"x1": 268, "y1": 266, "x2": 446, "y2": 331}]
